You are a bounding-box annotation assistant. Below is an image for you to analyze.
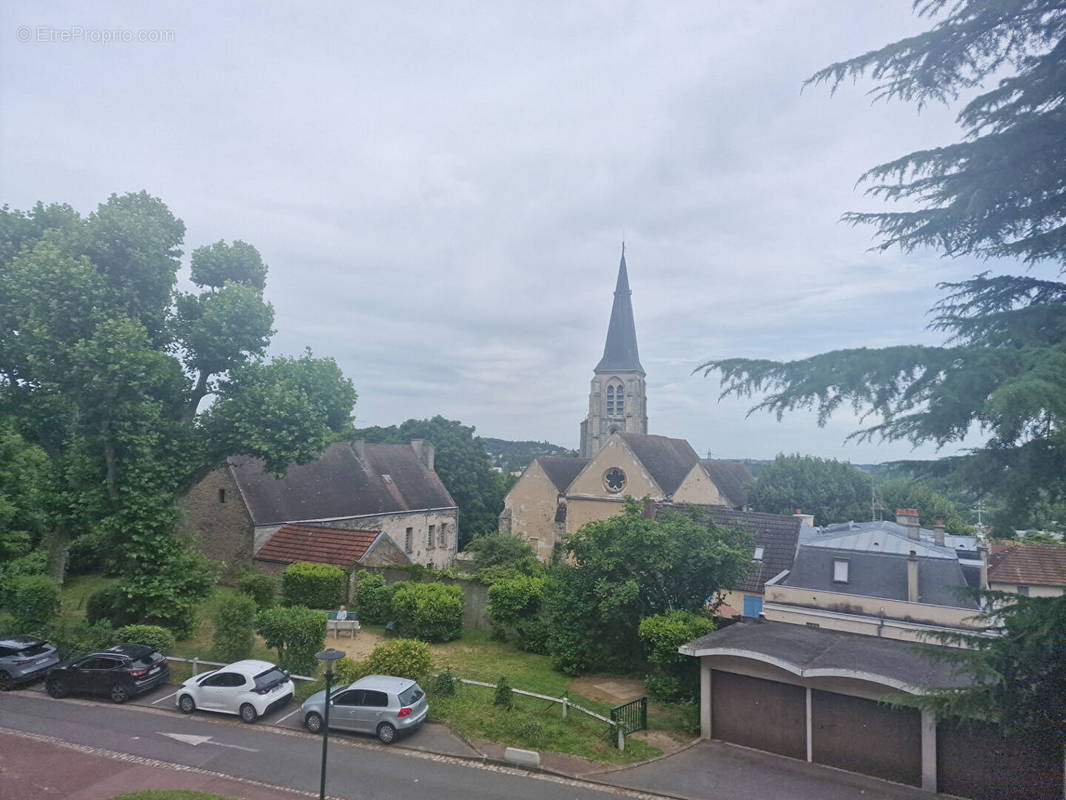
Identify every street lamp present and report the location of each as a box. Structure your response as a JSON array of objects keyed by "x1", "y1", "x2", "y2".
[{"x1": 315, "y1": 647, "x2": 346, "y2": 800}]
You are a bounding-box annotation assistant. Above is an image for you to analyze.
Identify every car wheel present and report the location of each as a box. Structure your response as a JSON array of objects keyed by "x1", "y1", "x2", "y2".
[
  {"x1": 304, "y1": 711, "x2": 323, "y2": 734},
  {"x1": 46, "y1": 678, "x2": 68, "y2": 699},
  {"x1": 178, "y1": 694, "x2": 196, "y2": 714},
  {"x1": 0, "y1": 670, "x2": 13, "y2": 691},
  {"x1": 110, "y1": 683, "x2": 130, "y2": 703},
  {"x1": 376, "y1": 722, "x2": 396, "y2": 744},
  {"x1": 239, "y1": 703, "x2": 257, "y2": 723}
]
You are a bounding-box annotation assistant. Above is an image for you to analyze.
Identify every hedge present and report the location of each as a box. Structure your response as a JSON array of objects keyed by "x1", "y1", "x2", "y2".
[
  {"x1": 114, "y1": 624, "x2": 176, "y2": 654},
  {"x1": 8, "y1": 574, "x2": 61, "y2": 632},
  {"x1": 353, "y1": 570, "x2": 397, "y2": 624},
  {"x1": 366, "y1": 639, "x2": 432, "y2": 679},
  {"x1": 255, "y1": 605, "x2": 327, "y2": 675},
  {"x1": 281, "y1": 562, "x2": 346, "y2": 609},
  {"x1": 212, "y1": 594, "x2": 257, "y2": 662},
  {"x1": 236, "y1": 572, "x2": 277, "y2": 609},
  {"x1": 391, "y1": 582, "x2": 463, "y2": 643}
]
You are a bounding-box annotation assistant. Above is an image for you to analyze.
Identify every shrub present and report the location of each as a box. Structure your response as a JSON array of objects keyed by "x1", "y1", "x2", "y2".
[
  {"x1": 8, "y1": 575, "x2": 61, "y2": 632},
  {"x1": 333, "y1": 657, "x2": 371, "y2": 685},
  {"x1": 236, "y1": 572, "x2": 277, "y2": 609},
  {"x1": 255, "y1": 605, "x2": 327, "y2": 675},
  {"x1": 493, "y1": 675, "x2": 513, "y2": 710},
  {"x1": 38, "y1": 618, "x2": 115, "y2": 659},
  {"x1": 114, "y1": 624, "x2": 176, "y2": 654},
  {"x1": 430, "y1": 669, "x2": 456, "y2": 697},
  {"x1": 0, "y1": 550, "x2": 48, "y2": 607},
  {"x1": 391, "y1": 582, "x2": 463, "y2": 643},
  {"x1": 638, "y1": 610, "x2": 716, "y2": 702},
  {"x1": 86, "y1": 585, "x2": 132, "y2": 627},
  {"x1": 66, "y1": 532, "x2": 114, "y2": 576},
  {"x1": 366, "y1": 638, "x2": 432, "y2": 679},
  {"x1": 212, "y1": 594, "x2": 257, "y2": 662},
  {"x1": 114, "y1": 550, "x2": 219, "y2": 639},
  {"x1": 488, "y1": 574, "x2": 546, "y2": 650},
  {"x1": 353, "y1": 571, "x2": 397, "y2": 624},
  {"x1": 282, "y1": 562, "x2": 346, "y2": 609}
]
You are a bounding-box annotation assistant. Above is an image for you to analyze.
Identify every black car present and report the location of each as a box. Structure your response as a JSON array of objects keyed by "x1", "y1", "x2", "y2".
[{"x1": 46, "y1": 643, "x2": 170, "y2": 703}]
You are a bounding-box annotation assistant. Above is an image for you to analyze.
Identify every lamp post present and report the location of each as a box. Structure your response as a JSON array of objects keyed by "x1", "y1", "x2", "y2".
[{"x1": 315, "y1": 647, "x2": 345, "y2": 800}]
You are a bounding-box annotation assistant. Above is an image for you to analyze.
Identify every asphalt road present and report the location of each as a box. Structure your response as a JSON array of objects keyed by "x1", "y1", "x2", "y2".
[{"x1": 0, "y1": 691, "x2": 671, "y2": 800}]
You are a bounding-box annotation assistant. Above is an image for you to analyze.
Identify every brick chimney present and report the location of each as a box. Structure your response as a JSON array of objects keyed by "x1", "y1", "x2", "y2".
[
  {"x1": 896, "y1": 508, "x2": 921, "y2": 540},
  {"x1": 907, "y1": 550, "x2": 919, "y2": 602},
  {"x1": 934, "y1": 520, "x2": 946, "y2": 547},
  {"x1": 793, "y1": 509, "x2": 815, "y2": 528}
]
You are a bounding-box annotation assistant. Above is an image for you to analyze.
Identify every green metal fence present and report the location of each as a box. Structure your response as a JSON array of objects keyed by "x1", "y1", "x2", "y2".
[{"x1": 610, "y1": 696, "x2": 648, "y2": 737}]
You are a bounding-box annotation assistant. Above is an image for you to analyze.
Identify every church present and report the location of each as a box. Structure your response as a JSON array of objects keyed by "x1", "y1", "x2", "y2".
[{"x1": 499, "y1": 248, "x2": 753, "y2": 561}]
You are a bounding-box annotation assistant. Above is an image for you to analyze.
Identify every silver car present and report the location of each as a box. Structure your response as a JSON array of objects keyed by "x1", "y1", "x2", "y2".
[
  {"x1": 0, "y1": 635, "x2": 60, "y2": 689},
  {"x1": 301, "y1": 674, "x2": 429, "y2": 744}
]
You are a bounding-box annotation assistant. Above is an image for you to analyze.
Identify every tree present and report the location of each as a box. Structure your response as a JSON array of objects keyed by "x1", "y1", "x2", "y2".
[
  {"x1": 544, "y1": 500, "x2": 752, "y2": 674},
  {"x1": 0, "y1": 193, "x2": 357, "y2": 631},
  {"x1": 748, "y1": 454, "x2": 871, "y2": 525},
  {"x1": 465, "y1": 533, "x2": 542, "y2": 576},
  {"x1": 353, "y1": 416, "x2": 505, "y2": 547},
  {"x1": 0, "y1": 419, "x2": 49, "y2": 561},
  {"x1": 701, "y1": 3, "x2": 1066, "y2": 518},
  {"x1": 875, "y1": 477, "x2": 971, "y2": 533}
]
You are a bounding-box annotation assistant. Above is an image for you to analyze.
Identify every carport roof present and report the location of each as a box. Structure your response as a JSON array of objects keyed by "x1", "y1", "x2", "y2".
[{"x1": 680, "y1": 621, "x2": 970, "y2": 693}]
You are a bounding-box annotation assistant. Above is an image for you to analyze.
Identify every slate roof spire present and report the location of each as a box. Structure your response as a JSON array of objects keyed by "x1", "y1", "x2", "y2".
[{"x1": 595, "y1": 245, "x2": 644, "y2": 374}]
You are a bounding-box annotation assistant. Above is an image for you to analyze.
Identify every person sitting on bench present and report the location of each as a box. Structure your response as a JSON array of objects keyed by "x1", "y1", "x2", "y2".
[{"x1": 336, "y1": 604, "x2": 348, "y2": 621}]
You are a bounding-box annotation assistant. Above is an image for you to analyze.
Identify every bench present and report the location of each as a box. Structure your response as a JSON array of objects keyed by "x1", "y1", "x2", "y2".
[
  {"x1": 384, "y1": 620, "x2": 398, "y2": 637},
  {"x1": 325, "y1": 611, "x2": 360, "y2": 638}
]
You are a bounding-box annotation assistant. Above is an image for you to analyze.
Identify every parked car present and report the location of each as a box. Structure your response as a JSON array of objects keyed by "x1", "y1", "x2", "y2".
[
  {"x1": 176, "y1": 659, "x2": 293, "y2": 723},
  {"x1": 0, "y1": 635, "x2": 61, "y2": 690},
  {"x1": 46, "y1": 643, "x2": 169, "y2": 703},
  {"x1": 300, "y1": 674, "x2": 429, "y2": 744}
]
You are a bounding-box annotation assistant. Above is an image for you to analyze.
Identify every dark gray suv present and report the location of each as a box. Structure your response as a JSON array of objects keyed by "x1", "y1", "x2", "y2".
[
  {"x1": 46, "y1": 643, "x2": 169, "y2": 703},
  {"x1": 0, "y1": 635, "x2": 60, "y2": 689}
]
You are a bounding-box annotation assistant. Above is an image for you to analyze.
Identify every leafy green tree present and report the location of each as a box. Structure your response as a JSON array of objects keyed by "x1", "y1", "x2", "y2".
[
  {"x1": 0, "y1": 193, "x2": 356, "y2": 632},
  {"x1": 353, "y1": 416, "x2": 503, "y2": 547},
  {"x1": 466, "y1": 533, "x2": 542, "y2": 576},
  {"x1": 0, "y1": 419, "x2": 49, "y2": 561},
  {"x1": 544, "y1": 500, "x2": 752, "y2": 674},
  {"x1": 875, "y1": 477, "x2": 970, "y2": 533},
  {"x1": 639, "y1": 610, "x2": 716, "y2": 702},
  {"x1": 212, "y1": 594, "x2": 257, "y2": 662},
  {"x1": 748, "y1": 454, "x2": 870, "y2": 525},
  {"x1": 701, "y1": 2, "x2": 1066, "y2": 520}
]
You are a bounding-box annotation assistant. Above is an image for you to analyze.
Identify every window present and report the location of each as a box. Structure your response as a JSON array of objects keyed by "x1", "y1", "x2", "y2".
[
  {"x1": 438, "y1": 522, "x2": 447, "y2": 548},
  {"x1": 753, "y1": 545, "x2": 765, "y2": 561},
  {"x1": 218, "y1": 488, "x2": 226, "y2": 503},
  {"x1": 606, "y1": 381, "x2": 625, "y2": 415},
  {"x1": 832, "y1": 559, "x2": 849, "y2": 583},
  {"x1": 361, "y1": 689, "x2": 389, "y2": 707},
  {"x1": 405, "y1": 527, "x2": 413, "y2": 553},
  {"x1": 1017, "y1": 585, "x2": 1030, "y2": 596},
  {"x1": 332, "y1": 689, "x2": 362, "y2": 706},
  {"x1": 427, "y1": 524, "x2": 436, "y2": 549}
]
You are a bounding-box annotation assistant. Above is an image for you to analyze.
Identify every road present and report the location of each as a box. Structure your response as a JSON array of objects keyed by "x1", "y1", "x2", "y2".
[{"x1": 0, "y1": 691, "x2": 673, "y2": 800}]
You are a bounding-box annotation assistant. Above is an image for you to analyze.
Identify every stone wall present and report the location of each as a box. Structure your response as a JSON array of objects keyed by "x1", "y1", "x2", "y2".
[
  {"x1": 176, "y1": 467, "x2": 254, "y2": 581},
  {"x1": 357, "y1": 566, "x2": 492, "y2": 631}
]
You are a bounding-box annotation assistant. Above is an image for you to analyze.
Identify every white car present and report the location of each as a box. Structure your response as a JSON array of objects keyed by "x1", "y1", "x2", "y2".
[{"x1": 176, "y1": 659, "x2": 293, "y2": 723}]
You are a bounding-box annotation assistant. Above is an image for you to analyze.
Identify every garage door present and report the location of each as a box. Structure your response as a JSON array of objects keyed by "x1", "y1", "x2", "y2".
[
  {"x1": 938, "y1": 719, "x2": 1061, "y2": 800},
  {"x1": 710, "y1": 670, "x2": 805, "y2": 759},
  {"x1": 811, "y1": 690, "x2": 921, "y2": 786}
]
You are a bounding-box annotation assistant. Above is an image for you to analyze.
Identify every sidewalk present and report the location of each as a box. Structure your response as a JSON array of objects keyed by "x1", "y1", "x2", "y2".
[{"x1": 0, "y1": 732, "x2": 317, "y2": 800}]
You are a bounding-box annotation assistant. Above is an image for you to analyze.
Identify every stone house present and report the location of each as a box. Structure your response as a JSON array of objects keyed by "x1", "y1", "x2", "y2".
[
  {"x1": 988, "y1": 541, "x2": 1066, "y2": 597},
  {"x1": 178, "y1": 439, "x2": 458, "y2": 577}
]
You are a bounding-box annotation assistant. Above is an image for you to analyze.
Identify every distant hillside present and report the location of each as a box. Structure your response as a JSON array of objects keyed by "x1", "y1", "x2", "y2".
[{"x1": 482, "y1": 437, "x2": 577, "y2": 473}]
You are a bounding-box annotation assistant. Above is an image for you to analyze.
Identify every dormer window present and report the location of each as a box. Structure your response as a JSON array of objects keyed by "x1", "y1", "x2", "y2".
[
  {"x1": 833, "y1": 558, "x2": 849, "y2": 583},
  {"x1": 753, "y1": 545, "x2": 764, "y2": 561}
]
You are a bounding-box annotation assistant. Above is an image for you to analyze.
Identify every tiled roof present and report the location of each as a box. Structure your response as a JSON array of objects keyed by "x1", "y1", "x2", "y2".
[
  {"x1": 681, "y1": 621, "x2": 967, "y2": 690},
  {"x1": 536, "y1": 457, "x2": 590, "y2": 492},
  {"x1": 699, "y1": 460, "x2": 754, "y2": 508},
  {"x1": 651, "y1": 504, "x2": 803, "y2": 594},
  {"x1": 255, "y1": 524, "x2": 382, "y2": 569},
  {"x1": 990, "y1": 543, "x2": 1066, "y2": 587},
  {"x1": 230, "y1": 441, "x2": 455, "y2": 525},
  {"x1": 620, "y1": 434, "x2": 699, "y2": 497}
]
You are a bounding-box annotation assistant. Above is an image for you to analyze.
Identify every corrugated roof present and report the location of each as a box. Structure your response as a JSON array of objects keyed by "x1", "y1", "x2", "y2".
[
  {"x1": 619, "y1": 433, "x2": 699, "y2": 497},
  {"x1": 699, "y1": 460, "x2": 754, "y2": 508},
  {"x1": 990, "y1": 543, "x2": 1066, "y2": 587},
  {"x1": 651, "y1": 504, "x2": 803, "y2": 594},
  {"x1": 230, "y1": 441, "x2": 456, "y2": 525},
  {"x1": 681, "y1": 621, "x2": 967, "y2": 690},
  {"x1": 536, "y1": 456, "x2": 590, "y2": 492},
  {"x1": 254, "y1": 524, "x2": 382, "y2": 569}
]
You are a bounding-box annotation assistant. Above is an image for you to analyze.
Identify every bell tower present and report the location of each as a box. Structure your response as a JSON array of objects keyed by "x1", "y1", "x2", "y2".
[{"x1": 580, "y1": 246, "x2": 648, "y2": 457}]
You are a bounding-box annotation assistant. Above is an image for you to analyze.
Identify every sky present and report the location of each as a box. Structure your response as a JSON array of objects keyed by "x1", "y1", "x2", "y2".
[{"x1": 3, "y1": 2, "x2": 1056, "y2": 464}]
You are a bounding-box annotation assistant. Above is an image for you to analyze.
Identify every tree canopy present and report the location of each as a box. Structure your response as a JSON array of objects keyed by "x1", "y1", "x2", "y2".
[
  {"x1": 701, "y1": 3, "x2": 1066, "y2": 521},
  {"x1": 353, "y1": 416, "x2": 507, "y2": 547},
  {"x1": 748, "y1": 454, "x2": 871, "y2": 525},
  {"x1": 0, "y1": 192, "x2": 356, "y2": 631}
]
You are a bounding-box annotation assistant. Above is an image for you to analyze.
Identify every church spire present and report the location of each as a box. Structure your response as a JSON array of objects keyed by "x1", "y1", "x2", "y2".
[{"x1": 594, "y1": 245, "x2": 644, "y2": 374}]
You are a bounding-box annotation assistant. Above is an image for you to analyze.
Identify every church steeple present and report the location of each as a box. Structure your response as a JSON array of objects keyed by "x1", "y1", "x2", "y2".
[
  {"x1": 594, "y1": 246, "x2": 644, "y2": 374},
  {"x1": 580, "y1": 245, "x2": 649, "y2": 457}
]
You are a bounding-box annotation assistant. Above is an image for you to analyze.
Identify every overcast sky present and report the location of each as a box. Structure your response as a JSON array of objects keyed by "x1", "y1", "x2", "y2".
[{"x1": 3, "y1": 2, "x2": 1056, "y2": 464}]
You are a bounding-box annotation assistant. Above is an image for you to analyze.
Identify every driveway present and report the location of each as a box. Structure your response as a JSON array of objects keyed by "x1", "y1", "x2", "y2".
[{"x1": 595, "y1": 739, "x2": 935, "y2": 800}]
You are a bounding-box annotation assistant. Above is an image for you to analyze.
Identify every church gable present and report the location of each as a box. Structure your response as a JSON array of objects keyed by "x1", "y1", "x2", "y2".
[
  {"x1": 672, "y1": 461, "x2": 727, "y2": 505},
  {"x1": 567, "y1": 435, "x2": 665, "y2": 499}
]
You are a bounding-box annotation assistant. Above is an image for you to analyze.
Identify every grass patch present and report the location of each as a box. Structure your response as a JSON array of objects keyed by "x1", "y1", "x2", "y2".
[{"x1": 59, "y1": 573, "x2": 118, "y2": 618}]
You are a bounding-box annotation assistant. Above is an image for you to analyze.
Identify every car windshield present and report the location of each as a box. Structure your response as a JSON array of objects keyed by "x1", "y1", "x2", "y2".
[
  {"x1": 254, "y1": 667, "x2": 286, "y2": 690},
  {"x1": 398, "y1": 684, "x2": 424, "y2": 706},
  {"x1": 132, "y1": 652, "x2": 164, "y2": 668}
]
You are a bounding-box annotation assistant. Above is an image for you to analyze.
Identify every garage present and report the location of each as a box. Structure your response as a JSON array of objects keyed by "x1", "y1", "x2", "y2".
[
  {"x1": 710, "y1": 669, "x2": 805, "y2": 759},
  {"x1": 811, "y1": 689, "x2": 922, "y2": 786}
]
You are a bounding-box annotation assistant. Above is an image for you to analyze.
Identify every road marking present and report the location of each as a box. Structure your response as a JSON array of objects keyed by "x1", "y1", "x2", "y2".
[
  {"x1": 159, "y1": 731, "x2": 259, "y2": 752},
  {"x1": 275, "y1": 706, "x2": 301, "y2": 725},
  {"x1": 152, "y1": 689, "x2": 179, "y2": 705}
]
